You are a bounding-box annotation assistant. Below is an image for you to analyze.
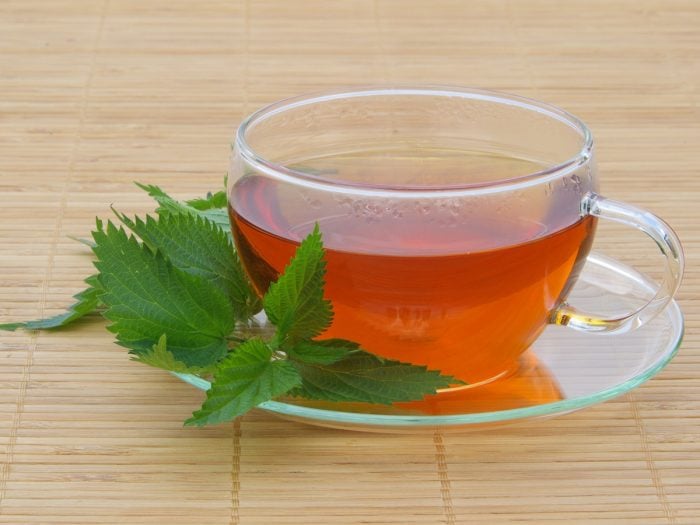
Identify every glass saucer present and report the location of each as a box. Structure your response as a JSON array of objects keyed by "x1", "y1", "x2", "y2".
[{"x1": 175, "y1": 253, "x2": 684, "y2": 433}]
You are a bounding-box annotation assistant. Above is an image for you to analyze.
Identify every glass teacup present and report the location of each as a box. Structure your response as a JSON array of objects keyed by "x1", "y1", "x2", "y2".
[{"x1": 227, "y1": 87, "x2": 683, "y2": 385}]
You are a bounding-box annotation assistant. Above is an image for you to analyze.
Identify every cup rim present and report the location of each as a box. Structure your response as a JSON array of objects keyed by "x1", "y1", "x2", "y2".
[{"x1": 235, "y1": 85, "x2": 594, "y2": 196}]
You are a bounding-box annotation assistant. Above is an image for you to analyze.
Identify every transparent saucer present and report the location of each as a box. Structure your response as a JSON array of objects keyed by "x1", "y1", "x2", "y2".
[{"x1": 175, "y1": 253, "x2": 684, "y2": 433}]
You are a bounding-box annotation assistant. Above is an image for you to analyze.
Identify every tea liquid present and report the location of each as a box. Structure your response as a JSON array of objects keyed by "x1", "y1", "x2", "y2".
[{"x1": 230, "y1": 151, "x2": 596, "y2": 383}]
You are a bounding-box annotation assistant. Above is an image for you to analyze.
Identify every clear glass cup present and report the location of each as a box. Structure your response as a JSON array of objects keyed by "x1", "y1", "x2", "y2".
[{"x1": 227, "y1": 86, "x2": 684, "y2": 385}]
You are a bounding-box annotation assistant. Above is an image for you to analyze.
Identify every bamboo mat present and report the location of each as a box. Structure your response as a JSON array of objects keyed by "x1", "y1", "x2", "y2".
[{"x1": 1, "y1": 1, "x2": 698, "y2": 523}]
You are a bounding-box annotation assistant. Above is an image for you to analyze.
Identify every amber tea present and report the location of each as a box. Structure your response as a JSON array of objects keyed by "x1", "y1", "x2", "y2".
[{"x1": 230, "y1": 149, "x2": 597, "y2": 383}]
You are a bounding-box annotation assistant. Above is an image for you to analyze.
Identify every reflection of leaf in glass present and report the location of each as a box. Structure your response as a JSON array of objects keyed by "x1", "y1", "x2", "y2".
[{"x1": 230, "y1": 221, "x2": 280, "y2": 295}]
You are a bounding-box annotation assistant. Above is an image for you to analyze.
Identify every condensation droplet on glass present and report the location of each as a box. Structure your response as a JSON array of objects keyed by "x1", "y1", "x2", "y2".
[
  {"x1": 571, "y1": 174, "x2": 582, "y2": 190},
  {"x1": 415, "y1": 200, "x2": 431, "y2": 215}
]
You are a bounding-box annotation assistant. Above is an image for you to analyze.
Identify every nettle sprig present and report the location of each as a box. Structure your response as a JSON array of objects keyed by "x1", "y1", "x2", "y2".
[{"x1": 1, "y1": 183, "x2": 457, "y2": 426}]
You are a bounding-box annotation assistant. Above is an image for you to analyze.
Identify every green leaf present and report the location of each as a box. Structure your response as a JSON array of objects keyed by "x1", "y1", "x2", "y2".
[
  {"x1": 112, "y1": 211, "x2": 261, "y2": 320},
  {"x1": 91, "y1": 221, "x2": 235, "y2": 367},
  {"x1": 287, "y1": 339, "x2": 359, "y2": 365},
  {"x1": 263, "y1": 224, "x2": 332, "y2": 348},
  {"x1": 135, "y1": 183, "x2": 192, "y2": 216},
  {"x1": 135, "y1": 182, "x2": 233, "y2": 238},
  {"x1": 292, "y1": 351, "x2": 457, "y2": 405},
  {"x1": 132, "y1": 334, "x2": 211, "y2": 374},
  {"x1": 198, "y1": 208, "x2": 231, "y2": 232},
  {"x1": 186, "y1": 338, "x2": 301, "y2": 426},
  {"x1": 0, "y1": 277, "x2": 101, "y2": 332},
  {"x1": 186, "y1": 190, "x2": 228, "y2": 210}
]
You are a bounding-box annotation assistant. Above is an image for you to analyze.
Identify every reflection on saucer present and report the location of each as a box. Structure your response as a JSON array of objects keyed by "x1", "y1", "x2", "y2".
[
  {"x1": 281, "y1": 351, "x2": 563, "y2": 417},
  {"x1": 395, "y1": 352, "x2": 563, "y2": 415}
]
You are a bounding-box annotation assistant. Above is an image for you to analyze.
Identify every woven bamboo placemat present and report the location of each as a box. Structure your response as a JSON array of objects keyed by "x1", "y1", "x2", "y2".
[{"x1": 0, "y1": 1, "x2": 698, "y2": 523}]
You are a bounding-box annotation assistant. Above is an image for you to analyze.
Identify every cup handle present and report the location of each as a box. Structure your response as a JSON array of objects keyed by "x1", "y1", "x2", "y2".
[{"x1": 551, "y1": 193, "x2": 684, "y2": 334}]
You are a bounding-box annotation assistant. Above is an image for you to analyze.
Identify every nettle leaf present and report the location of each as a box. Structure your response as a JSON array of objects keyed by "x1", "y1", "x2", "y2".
[
  {"x1": 135, "y1": 183, "x2": 192, "y2": 216},
  {"x1": 287, "y1": 339, "x2": 359, "y2": 365},
  {"x1": 1, "y1": 183, "x2": 465, "y2": 427},
  {"x1": 132, "y1": 334, "x2": 211, "y2": 375},
  {"x1": 91, "y1": 221, "x2": 234, "y2": 367},
  {"x1": 136, "y1": 183, "x2": 232, "y2": 237},
  {"x1": 0, "y1": 276, "x2": 101, "y2": 332},
  {"x1": 292, "y1": 352, "x2": 457, "y2": 405},
  {"x1": 186, "y1": 338, "x2": 301, "y2": 426},
  {"x1": 263, "y1": 224, "x2": 332, "y2": 348},
  {"x1": 186, "y1": 190, "x2": 228, "y2": 211},
  {"x1": 197, "y1": 208, "x2": 231, "y2": 232},
  {"x1": 113, "y1": 211, "x2": 260, "y2": 320}
]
